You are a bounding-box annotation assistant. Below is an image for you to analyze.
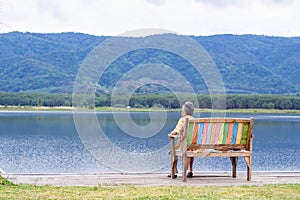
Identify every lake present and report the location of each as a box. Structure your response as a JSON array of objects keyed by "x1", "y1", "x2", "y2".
[{"x1": 0, "y1": 111, "x2": 299, "y2": 173}]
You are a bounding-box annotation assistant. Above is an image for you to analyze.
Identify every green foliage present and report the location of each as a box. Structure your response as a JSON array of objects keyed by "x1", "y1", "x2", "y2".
[
  {"x1": 0, "y1": 92, "x2": 72, "y2": 107},
  {"x1": 0, "y1": 32, "x2": 300, "y2": 94},
  {"x1": 0, "y1": 176, "x2": 15, "y2": 186},
  {"x1": 1, "y1": 92, "x2": 299, "y2": 110},
  {"x1": 224, "y1": 94, "x2": 300, "y2": 109}
]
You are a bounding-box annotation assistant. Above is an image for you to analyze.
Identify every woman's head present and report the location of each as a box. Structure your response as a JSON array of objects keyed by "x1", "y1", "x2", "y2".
[{"x1": 182, "y1": 101, "x2": 194, "y2": 116}]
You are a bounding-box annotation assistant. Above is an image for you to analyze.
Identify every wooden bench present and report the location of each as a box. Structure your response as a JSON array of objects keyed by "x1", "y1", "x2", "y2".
[{"x1": 170, "y1": 117, "x2": 254, "y2": 182}]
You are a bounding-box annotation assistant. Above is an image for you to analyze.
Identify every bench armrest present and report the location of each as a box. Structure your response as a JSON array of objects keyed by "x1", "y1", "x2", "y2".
[{"x1": 168, "y1": 134, "x2": 180, "y2": 138}]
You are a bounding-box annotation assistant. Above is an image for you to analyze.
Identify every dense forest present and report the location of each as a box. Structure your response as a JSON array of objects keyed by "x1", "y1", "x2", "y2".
[
  {"x1": 0, "y1": 32, "x2": 300, "y2": 94},
  {"x1": 0, "y1": 93, "x2": 299, "y2": 110}
]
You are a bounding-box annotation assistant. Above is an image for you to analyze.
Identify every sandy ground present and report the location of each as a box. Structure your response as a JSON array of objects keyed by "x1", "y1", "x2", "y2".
[{"x1": 2, "y1": 171, "x2": 300, "y2": 187}]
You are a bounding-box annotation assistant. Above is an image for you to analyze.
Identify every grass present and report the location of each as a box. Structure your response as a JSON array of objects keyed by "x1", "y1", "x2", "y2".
[{"x1": 0, "y1": 176, "x2": 299, "y2": 199}]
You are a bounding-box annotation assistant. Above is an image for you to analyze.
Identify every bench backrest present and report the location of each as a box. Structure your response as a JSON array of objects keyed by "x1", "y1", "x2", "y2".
[{"x1": 185, "y1": 118, "x2": 253, "y2": 150}]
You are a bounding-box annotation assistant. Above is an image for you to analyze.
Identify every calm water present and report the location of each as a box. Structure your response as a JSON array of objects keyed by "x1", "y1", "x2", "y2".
[{"x1": 0, "y1": 111, "x2": 299, "y2": 173}]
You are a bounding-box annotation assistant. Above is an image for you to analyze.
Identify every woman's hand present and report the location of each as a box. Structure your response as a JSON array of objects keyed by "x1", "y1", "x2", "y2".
[{"x1": 168, "y1": 131, "x2": 178, "y2": 138}]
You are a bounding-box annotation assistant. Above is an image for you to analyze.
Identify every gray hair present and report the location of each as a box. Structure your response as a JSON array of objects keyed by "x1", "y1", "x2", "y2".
[{"x1": 182, "y1": 102, "x2": 194, "y2": 116}]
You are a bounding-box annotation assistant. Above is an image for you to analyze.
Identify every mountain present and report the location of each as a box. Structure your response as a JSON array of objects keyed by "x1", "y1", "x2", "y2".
[
  {"x1": 193, "y1": 35, "x2": 300, "y2": 94},
  {"x1": 0, "y1": 32, "x2": 107, "y2": 93},
  {"x1": 0, "y1": 32, "x2": 299, "y2": 94}
]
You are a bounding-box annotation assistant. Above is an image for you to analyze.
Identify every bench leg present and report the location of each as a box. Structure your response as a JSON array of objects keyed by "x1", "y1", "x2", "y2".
[
  {"x1": 182, "y1": 155, "x2": 188, "y2": 182},
  {"x1": 170, "y1": 139, "x2": 177, "y2": 179},
  {"x1": 243, "y1": 156, "x2": 252, "y2": 181},
  {"x1": 230, "y1": 157, "x2": 238, "y2": 178},
  {"x1": 171, "y1": 158, "x2": 178, "y2": 179}
]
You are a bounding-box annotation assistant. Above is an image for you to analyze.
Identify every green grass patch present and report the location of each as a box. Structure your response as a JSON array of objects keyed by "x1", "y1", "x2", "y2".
[
  {"x1": 0, "y1": 176, "x2": 15, "y2": 186},
  {"x1": 0, "y1": 179, "x2": 299, "y2": 200}
]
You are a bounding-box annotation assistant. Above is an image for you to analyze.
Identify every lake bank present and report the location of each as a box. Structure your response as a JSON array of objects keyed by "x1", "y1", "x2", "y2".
[
  {"x1": 2, "y1": 171, "x2": 300, "y2": 187},
  {"x1": 1, "y1": 105, "x2": 300, "y2": 114},
  {"x1": 1, "y1": 173, "x2": 299, "y2": 200}
]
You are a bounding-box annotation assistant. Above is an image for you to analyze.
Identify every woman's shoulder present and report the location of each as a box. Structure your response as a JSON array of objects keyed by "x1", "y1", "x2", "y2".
[
  {"x1": 184, "y1": 115, "x2": 194, "y2": 119},
  {"x1": 179, "y1": 115, "x2": 194, "y2": 121}
]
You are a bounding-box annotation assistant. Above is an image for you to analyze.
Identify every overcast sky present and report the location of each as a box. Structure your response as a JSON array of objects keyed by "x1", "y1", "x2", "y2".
[{"x1": 0, "y1": 0, "x2": 299, "y2": 37}]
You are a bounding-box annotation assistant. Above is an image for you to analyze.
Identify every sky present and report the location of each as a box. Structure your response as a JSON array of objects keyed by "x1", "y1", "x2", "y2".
[{"x1": 0, "y1": 0, "x2": 300, "y2": 37}]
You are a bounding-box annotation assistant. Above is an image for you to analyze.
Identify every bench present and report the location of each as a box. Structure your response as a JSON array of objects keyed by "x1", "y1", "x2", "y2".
[{"x1": 170, "y1": 117, "x2": 254, "y2": 182}]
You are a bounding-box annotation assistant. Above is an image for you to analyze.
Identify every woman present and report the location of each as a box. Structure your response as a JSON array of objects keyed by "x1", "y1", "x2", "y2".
[{"x1": 168, "y1": 101, "x2": 195, "y2": 178}]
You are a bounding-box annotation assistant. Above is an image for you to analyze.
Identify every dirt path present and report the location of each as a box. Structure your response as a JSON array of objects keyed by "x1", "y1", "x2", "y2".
[{"x1": 2, "y1": 171, "x2": 300, "y2": 187}]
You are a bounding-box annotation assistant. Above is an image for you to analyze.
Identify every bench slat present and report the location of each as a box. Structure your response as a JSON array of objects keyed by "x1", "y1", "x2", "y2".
[
  {"x1": 186, "y1": 151, "x2": 251, "y2": 158},
  {"x1": 187, "y1": 144, "x2": 246, "y2": 151},
  {"x1": 231, "y1": 122, "x2": 238, "y2": 144},
  {"x1": 202, "y1": 122, "x2": 208, "y2": 144},
  {"x1": 226, "y1": 122, "x2": 233, "y2": 144},
  {"x1": 205, "y1": 123, "x2": 212, "y2": 144},
  {"x1": 189, "y1": 118, "x2": 252, "y2": 123},
  {"x1": 197, "y1": 123, "x2": 204, "y2": 144},
  {"x1": 218, "y1": 123, "x2": 225, "y2": 144},
  {"x1": 214, "y1": 123, "x2": 221, "y2": 144},
  {"x1": 241, "y1": 123, "x2": 249, "y2": 145},
  {"x1": 223, "y1": 123, "x2": 229, "y2": 144},
  {"x1": 187, "y1": 122, "x2": 194, "y2": 144},
  {"x1": 236, "y1": 123, "x2": 243, "y2": 144},
  {"x1": 210, "y1": 123, "x2": 216, "y2": 144}
]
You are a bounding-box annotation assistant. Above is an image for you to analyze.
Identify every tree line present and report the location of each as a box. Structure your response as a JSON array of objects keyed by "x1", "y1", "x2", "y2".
[{"x1": 0, "y1": 92, "x2": 299, "y2": 110}]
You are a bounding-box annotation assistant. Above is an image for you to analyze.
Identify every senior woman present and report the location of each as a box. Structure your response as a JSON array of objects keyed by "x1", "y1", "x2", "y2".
[{"x1": 168, "y1": 101, "x2": 195, "y2": 178}]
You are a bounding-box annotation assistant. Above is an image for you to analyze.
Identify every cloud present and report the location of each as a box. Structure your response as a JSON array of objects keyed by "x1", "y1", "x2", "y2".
[
  {"x1": 145, "y1": 0, "x2": 167, "y2": 6},
  {"x1": 265, "y1": 0, "x2": 294, "y2": 4},
  {"x1": 0, "y1": 0, "x2": 299, "y2": 36},
  {"x1": 36, "y1": 0, "x2": 66, "y2": 21},
  {"x1": 194, "y1": 0, "x2": 295, "y2": 7},
  {"x1": 193, "y1": 0, "x2": 243, "y2": 8}
]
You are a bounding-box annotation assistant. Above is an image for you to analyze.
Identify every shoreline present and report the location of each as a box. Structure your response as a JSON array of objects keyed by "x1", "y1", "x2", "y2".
[
  {"x1": 2, "y1": 171, "x2": 300, "y2": 187},
  {"x1": 1, "y1": 106, "x2": 300, "y2": 114}
]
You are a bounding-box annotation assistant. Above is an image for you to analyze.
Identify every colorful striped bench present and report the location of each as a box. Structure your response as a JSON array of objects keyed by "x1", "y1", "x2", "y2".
[{"x1": 170, "y1": 117, "x2": 254, "y2": 182}]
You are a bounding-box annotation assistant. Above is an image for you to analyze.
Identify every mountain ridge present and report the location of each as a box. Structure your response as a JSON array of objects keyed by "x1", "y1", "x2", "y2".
[{"x1": 0, "y1": 31, "x2": 299, "y2": 94}]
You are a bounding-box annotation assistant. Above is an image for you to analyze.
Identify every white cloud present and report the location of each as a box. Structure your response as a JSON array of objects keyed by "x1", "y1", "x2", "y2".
[
  {"x1": 193, "y1": 0, "x2": 243, "y2": 8},
  {"x1": 0, "y1": 0, "x2": 299, "y2": 36},
  {"x1": 146, "y1": 0, "x2": 167, "y2": 6}
]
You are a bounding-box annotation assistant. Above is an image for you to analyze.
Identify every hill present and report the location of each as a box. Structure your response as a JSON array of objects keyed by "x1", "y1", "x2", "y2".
[{"x1": 0, "y1": 32, "x2": 299, "y2": 94}]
